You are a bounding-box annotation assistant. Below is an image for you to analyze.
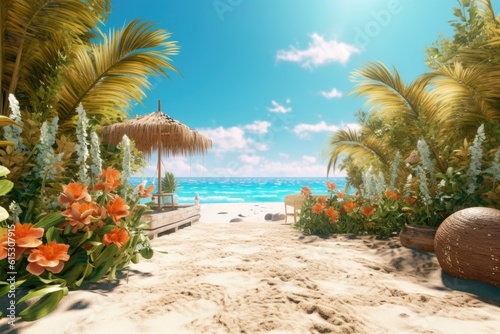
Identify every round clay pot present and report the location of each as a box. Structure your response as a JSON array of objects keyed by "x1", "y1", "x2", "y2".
[
  {"x1": 434, "y1": 207, "x2": 500, "y2": 287},
  {"x1": 399, "y1": 224, "x2": 437, "y2": 252}
]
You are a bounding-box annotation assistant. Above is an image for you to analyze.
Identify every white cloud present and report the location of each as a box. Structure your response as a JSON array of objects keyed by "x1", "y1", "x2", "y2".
[
  {"x1": 268, "y1": 100, "x2": 292, "y2": 113},
  {"x1": 276, "y1": 33, "x2": 360, "y2": 69},
  {"x1": 278, "y1": 152, "x2": 289, "y2": 159},
  {"x1": 198, "y1": 123, "x2": 270, "y2": 155},
  {"x1": 320, "y1": 88, "x2": 343, "y2": 99},
  {"x1": 239, "y1": 154, "x2": 261, "y2": 165},
  {"x1": 302, "y1": 155, "x2": 317, "y2": 164},
  {"x1": 293, "y1": 121, "x2": 340, "y2": 139},
  {"x1": 199, "y1": 126, "x2": 249, "y2": 153},
  {"x1": 136, "y1": 155, "x2": 209, "y2": 178},
  {"x1": 211, "y1": 158, "x2": 345, "y2": 177},
  {"x1": 253, "y1": 142, "x2": 269, "y2": 151},
  {"x1": 244, "y1": 120, "x2": 271, "y2": 134}
]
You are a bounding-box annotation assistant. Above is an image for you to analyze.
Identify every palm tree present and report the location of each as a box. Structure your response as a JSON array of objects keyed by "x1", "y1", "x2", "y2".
[
  {"x1": 1, "y1": 0, "x2": 111, "y2": 116},
  {"x1": 1, "y1": 0, "x2": 179, "y2": 133},
  {"x1": 327, "y1": 62, "x2": 446, "y2": 178}
]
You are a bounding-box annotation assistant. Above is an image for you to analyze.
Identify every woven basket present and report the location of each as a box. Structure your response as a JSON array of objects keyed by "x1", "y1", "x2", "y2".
[{"x1": 434, "y1": 207, "x2": 500, "y2": 287}]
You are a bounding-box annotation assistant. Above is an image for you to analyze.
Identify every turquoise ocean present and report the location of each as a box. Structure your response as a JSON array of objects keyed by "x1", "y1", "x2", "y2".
[{"x1": 129, "y1": 177, "x2": 349, "y2": 204}]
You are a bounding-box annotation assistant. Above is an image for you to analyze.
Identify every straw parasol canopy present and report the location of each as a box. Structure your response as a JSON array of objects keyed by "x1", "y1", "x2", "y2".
[{"x1": 101, "y1": 100, "x2": 211, "y2": 202}]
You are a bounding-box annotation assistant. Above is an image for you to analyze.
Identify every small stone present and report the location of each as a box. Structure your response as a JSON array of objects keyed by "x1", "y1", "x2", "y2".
[
  {"x1": 272, "y1": 213, "x2": 286, "y2": 221},
  {"x1": 230, "y1": 218, "x2": 243, "y2": 223},
  {"x1": 264, "y1": 213, "x2": 273, "y2": 221}
]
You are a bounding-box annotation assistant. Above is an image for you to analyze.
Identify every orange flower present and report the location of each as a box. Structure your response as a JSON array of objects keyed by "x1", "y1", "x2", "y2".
[
  {"x1": 102, "y1": 228, "x2": 130, "y2": 248},
  {"x1": 137, "y1": 183, "x2": 155, "y2": 198},
  {"x1": 324, "y1": 207, "x2": 338, "y2": 223},
  {"x1": 94, "y1": 167, "x2": 121, "y2": 193},
  {"x1": 2, "y1": 222, "x2": 45, "y2": 260},
  {"x1": 362, "y1": 206, "x2": 375, "y2": 217},
  {"x1": 301, "y1": 186, "x2": 311, "y2": 196},
  {"x1": 336, "y1": 191, "x2": 346, "y2": 199},
  {"x1": 26, "y1": 241, "x2": 70, "y2": 276},
  {"x1": 317, "y1": 197, "x2": 327, "y2": 206},
  {"x1": 312, "y1": 203, "x2": 323, "y2": 214},
  {"x1": 326, "y1": 181, "x2": 336, "y2": 192},
  {"x1": 62, "y1": 202, "x2": 100, "y2": 232},
  {"x1": 343, "y1": 200, "x2": 358, "y2": 212},
  {"x1": 106, "y1": 196, "x2": 130, "y2": 223},
  {"x1": 58, "y1": 182, "x2": 91, "y2": 206},
  {"x1": 404, "y1": 196, "x2": 416, "y2": 205},
  {"x1": 0, "y1": 228, "x2": 8, "y2": 260},
  {"x1": 385, "y1": 190, "x2": 400, "y2": 200}
]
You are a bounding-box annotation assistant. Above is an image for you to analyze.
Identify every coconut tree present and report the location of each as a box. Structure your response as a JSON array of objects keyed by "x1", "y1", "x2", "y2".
[
  {"x1": 0, "y1": 0, "x2": 180, "y2": 219},
  {"x1": 55, "y1": 19, "x2": 180, "y2": 132},
  {"x1": 327, "y1": 61, "x2": 447, "y2": 180},
  {"x1": 1, "y1": 0, "x2": 111, "y2": 116},
  {"x1": 424, "y1": 0, "x2": 500, "y2": 149},
  {"x1": 1, "y1": 0, "x2": 179, "y2": 132}
]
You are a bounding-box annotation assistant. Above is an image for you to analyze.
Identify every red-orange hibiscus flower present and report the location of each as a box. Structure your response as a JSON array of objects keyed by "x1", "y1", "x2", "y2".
[
  {"x1": 58, "y1": 182, "x2": 91, "y2": 206},
  {"x1": 404, "y1": 196, "x2": 416, "y2": 205},
  {"x1": 312, "y1": 203, "x2": 323, "y2": 214},
  {"x1": 0, "y1": 228, "x2": 8, "y2": 260},
  {"x1": 102, "y1": 228, "x2": 130, "y2": 248},
  {"x1": 62, "y1": 202, "x2": 100, "y2": 232},
  {"x1": 94, "y1": 167, "x2": 121, "y2": 193},
  {"x1": 301, "y1": 186, "x2": 311, "y2": 196},
  {"x1": 2, "y1": 222, "x2": 45, "y2": 260},
  {"x1": 343, "y1": 200, "x2": 358, "y2": 212},
  {"x1": 326, "y1": 181, "x2": 336, "y2": 192},
  {"x1": 385, "y1": 190, "x2": 400, "y2": 200},
  {"x1": 324, "y1": 207, "x2": 338, "y2": 223},
  {"x1": 26, "y1": 241, "x2": 70, "y2": 275},
  {"x1": 106, "y1": 196, "x2": 130, "y2": 224},
  {"x1": 137, "y1": 183, "x2": 155, "y2": 198},
  {"x1": 361, "y1": 206, "x2": 375, "y2": 217}
]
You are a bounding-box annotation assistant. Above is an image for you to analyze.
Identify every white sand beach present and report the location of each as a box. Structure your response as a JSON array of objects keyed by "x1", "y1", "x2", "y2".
[{"x1": 2, "y1": 202, "x2": 500, "y2": 334}]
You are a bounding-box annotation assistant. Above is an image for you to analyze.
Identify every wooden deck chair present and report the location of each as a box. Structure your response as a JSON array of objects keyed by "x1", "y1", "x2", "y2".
[{"x1": 284, "y1": 194, "x2": 306, "y2": 224}]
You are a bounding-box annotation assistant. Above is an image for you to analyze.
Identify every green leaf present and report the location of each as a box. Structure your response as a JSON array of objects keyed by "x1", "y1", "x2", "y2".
[
  {"x1": 0, "y1": 179, "x2": 14, "y2": 196},
  {"x1": 0, "y1": 207, "x2": 9, "y2": 222},
  {"x1": 34, "y1": 212, "x2": 66, "y2": 229},
  {"x1": 86, "y1": 260, "x2": 114, "y2": 283},
  {"x1": 92, "y1": 243, "x2": 119, "y2": 268},
  {"x1": 0, "y1": 166, "x2": 10, "y2": 177},
  {"x1": 18, "y1": 285, "x2": 67, "y2": 304},
  {"x1": 19, "y1": 288, "x2": 68, "y2": 321}
]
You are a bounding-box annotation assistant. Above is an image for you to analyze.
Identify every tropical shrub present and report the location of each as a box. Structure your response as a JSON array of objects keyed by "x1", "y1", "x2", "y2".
[
  {"x1": 161, "y1": 171, "x2": 177, "y2": 193},
  {"x1": 0, "y1": 167, "x2": 155, "y2": 321},
  {"x1": 297, "y1": 125, "x2": 500, "y2": 238},
  {"x1": 295, "y1": 183, "x2": 405, "y2": 238}
]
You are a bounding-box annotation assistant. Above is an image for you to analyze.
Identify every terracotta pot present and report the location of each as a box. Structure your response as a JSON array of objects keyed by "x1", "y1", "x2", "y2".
[
  {"x1": 434, "y1": 207, "x2": 500, "y2": 287},
  {"x1": 399, "y1": 224, "x2": 437, "y2": 252}
]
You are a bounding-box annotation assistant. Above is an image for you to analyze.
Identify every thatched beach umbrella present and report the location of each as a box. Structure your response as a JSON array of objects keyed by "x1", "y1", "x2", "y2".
[{"x1": 102, "y1": 100, "x2": 211, "y2": 205}]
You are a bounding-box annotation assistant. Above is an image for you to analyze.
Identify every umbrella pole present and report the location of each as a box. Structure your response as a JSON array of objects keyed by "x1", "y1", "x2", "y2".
[
  {"x1": 157, "y1": 141, "x2": 162, "y2": 210},
  {"x1": 157, "y1": 99, "x2": 162, "y2": 210}
]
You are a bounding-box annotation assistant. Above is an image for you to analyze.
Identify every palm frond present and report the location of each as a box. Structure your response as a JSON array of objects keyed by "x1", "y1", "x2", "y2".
[
  {"x1": 326, "y1": 127, "x2": 390, "y2": 176},
  {"x1": 1, "y1": 0, "x2": 111, "y2": 114},
  {"x1": 427, "y1": 62, "x2": 500, "y2": 141},
  {"x1": 349, "y1": 61, "x2": 434, "y2": 132},
  {"x1": 56, "y1": 19, "x2": 180, "y2": 131}
]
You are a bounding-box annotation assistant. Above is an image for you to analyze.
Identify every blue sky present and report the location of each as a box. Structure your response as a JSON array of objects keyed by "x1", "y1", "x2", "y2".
[{"x1": 104, "y1": 0, "x2": 498, "y2": 178}]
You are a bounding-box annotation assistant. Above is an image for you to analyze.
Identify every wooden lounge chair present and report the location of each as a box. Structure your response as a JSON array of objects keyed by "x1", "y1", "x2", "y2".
[{"x1": 284, "y1": 194, "x2": 306, "y2": 224}]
